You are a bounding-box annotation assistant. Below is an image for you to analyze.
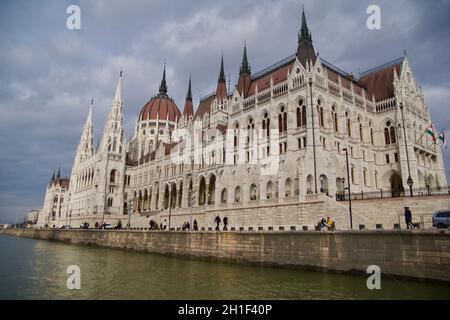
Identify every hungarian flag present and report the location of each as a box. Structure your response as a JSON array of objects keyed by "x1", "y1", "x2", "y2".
[
  {"x1": 438, "y1": 130, "x2": 447, "y2": 148},
  {"x1": 426, "y1": 123, "x2": 437, "y2": 143}
]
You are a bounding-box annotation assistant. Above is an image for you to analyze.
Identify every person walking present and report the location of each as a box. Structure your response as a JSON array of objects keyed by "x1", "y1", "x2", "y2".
[
  {"x1": 404, "y1": 207, "x2": 414, "y2": 229},
  {"x1": 223, "y1": 216, "x2": 228, "y2": 231},
  {"x1": 214, "y1": 215, "x2": 221, "y2": 231}
]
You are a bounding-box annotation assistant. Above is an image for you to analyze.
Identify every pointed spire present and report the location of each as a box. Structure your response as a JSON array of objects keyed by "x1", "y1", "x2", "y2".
[
  {"x1": 184, "y1": 76, "x2": 194, "y2": 119},
  {"x1": 215, "y1": 54, "x2": 228, "y2": 102},
  {"x1": 159, "y1": 61, "x2": 168, "y2": 96},
  {"x1": 114, "y1": 70, "x2": 122, "y2": 103},
  {"x1": 56, "y1": 166, "x2": 61, "y2": 179},
  {"x1": 218, "y1": 53, "x2": 226, "y2": 83},
  {"x1": 299, "y1": 6, "x2": 312, "y2": 42},
  {"x1": 296, "y1": 6, "x2": 316, "y2": 67},
  {"x1": 51, "y1": 169, "x2": 55, "y2": 182},
  {"x1": 186, "y1": 75, "x2": 192, "y2": 101},
  {"x1": 87, "y1": 98, "x2": 93, "y2": 126},
  {"x1": 239, "y1": 41, "x2": 251, "y2": 76}
]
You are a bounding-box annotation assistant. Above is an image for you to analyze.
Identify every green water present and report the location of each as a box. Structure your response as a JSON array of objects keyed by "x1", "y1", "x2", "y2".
[{"x1": 0, "y1": 234, "x2": 449, "y2": 300}]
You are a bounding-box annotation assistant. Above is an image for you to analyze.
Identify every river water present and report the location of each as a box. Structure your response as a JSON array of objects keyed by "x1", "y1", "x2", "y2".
[{"x1": 0, "y1": 234, "x2": 449, "y2": 300}]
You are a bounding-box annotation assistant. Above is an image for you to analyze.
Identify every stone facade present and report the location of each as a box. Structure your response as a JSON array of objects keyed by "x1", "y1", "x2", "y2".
[{"x1": 36, "y1": 10, "x2": 447, "y2": 229}]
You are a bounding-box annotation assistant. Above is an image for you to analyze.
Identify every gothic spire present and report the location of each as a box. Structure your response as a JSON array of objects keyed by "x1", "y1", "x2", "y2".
[
  {"x1": 239, "y1": 41, "x2": 251, "y2": 76},
  {"x1": 218, "y1": 53, "x2": 226, "y2": 83},
  {"x1": 216, "y1": 54, "x2": 227, "y2": 102},
  {"x1": 183, "y1": 76, "x2": 194, "y2": 119},
  {"x1": 159, "y1": 62, "x2": 168, "y2": 96},
  {"x1": 186, "y1": 75, "x2": 192, "y2": 101},
  {"x1": 114, "y1": 70, "x2": 122, "y2": 103},
  {"x1": 299, "y1": 6, "x2": 312, "y2": 42},
  {"x1": 296, "y1": 6, "x2": 316, "y2": 67},
  {"x1": 56, "y1": 166, "x2": 61, "y2": 179}
]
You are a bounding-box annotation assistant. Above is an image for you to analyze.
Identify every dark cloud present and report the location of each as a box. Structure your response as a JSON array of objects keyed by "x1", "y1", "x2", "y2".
[{"x1": 1, "y1": 0, "x2": 449, "y2": 222}]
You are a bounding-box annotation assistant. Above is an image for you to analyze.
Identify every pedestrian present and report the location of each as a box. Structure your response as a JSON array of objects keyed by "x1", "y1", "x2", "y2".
[
  {"x1": 404, "y1": 207, "x2": 414, "y2": 229},
  {"x1": 95, "y1": 221, "x2": 99, "y2": 229},
  {"x1": 162, "y1": 219, "x2": 167, "y2": 231},
  {"x1": 223, "y1": 216, "x2": 228, "y2": 231},
  {"x1": 214, "y1": 215, "x2": 221, "y2": 231},
  {"x1": 326, "y1": 217, "x2": 335, "y2": 231},
  {"x1": 193, "y1": 219, "x2": 198, "y2": 231},
  {"x1": 186, "y1": 220, "x2": 191, "y2": 231}
]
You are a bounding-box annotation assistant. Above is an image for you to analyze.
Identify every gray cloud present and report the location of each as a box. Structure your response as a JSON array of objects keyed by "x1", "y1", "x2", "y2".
[{"x1": 1, "y1": 0, "x2": 449, "y2": 222}]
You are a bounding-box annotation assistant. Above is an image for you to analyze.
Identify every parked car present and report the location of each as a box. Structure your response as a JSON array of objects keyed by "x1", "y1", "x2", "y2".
[{"x1": 432, "y1": 211, "x2": 450, "y2": 229}]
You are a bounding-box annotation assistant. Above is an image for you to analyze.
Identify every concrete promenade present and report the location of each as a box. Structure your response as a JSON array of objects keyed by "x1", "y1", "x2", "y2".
[{"x1": 1, "y1": 228, "x2": 449, "y2": 283}]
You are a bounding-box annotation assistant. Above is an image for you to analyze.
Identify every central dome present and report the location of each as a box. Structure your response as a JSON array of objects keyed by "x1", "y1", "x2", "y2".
[
  {"x1": 139, "y1": 65, "x2": 181, "y2": 123},
  {"x1": 139, "y1": 94, "x2": 181, "y2": 122}
]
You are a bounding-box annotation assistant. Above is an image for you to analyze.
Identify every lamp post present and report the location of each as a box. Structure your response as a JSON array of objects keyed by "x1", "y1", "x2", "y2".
[
  {"x1": 342, "y1": 148, "x2": 353, "y2": 229},
  {"x1": 168, "y1": 185, "x2": 172, "y2": 231},
  {"x1": 400, "y1": 102, "x2": 414, "y2": 197}
]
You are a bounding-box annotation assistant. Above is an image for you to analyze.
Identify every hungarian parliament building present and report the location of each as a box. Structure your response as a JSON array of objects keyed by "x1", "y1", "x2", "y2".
[{"x1": 36, "y1": 10, "x2": 447, "y2": 229}]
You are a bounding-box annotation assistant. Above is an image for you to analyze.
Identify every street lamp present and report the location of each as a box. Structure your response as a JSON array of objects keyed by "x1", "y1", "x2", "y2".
[
  {"x1": 342, "y1": 148, "x2": 353, "y2": 229},
  {"x1": 400, "y1": 102, "x2": 414, "y2": 197}
]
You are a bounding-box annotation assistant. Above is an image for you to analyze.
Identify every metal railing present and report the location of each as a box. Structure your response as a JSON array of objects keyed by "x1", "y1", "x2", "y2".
[{"x1": 336, "y1": 187, "x2": 450, "y2": 202}]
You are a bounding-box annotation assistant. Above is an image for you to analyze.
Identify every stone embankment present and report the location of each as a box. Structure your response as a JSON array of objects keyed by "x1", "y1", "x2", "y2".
[{"x1": 1, "y1": 228, "x2": 449, "y2": 283}]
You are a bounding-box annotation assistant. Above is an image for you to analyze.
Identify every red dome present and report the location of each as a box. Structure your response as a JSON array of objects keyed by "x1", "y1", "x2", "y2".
[{"x1": 139, "y1": 95, "x2": 181, "y2": 122}]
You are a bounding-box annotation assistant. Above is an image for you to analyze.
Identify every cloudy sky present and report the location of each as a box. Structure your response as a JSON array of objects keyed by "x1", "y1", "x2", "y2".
[{"x1": 0, "y1": 0, "x2": 449, "y2": 223}]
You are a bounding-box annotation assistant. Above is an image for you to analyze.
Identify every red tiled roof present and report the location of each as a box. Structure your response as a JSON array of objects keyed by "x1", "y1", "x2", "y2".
[
  {"x1": 359, "y1": 58, "x2": 403, "y2": 101},
  {"x1": 140, "y1": 95, "x2": 181, "y2": 122},
  {"x1": 248, "y1": 61, "x2": 294, "y2": 96},
  {"x1": 237, "y1": 74, "x2": 251, "y2": 98},
  {"x1": 326, "y1": 67, "x2": 340, "y2": 83},
  {"x1": 183, "y1": 99, "x2": 193, "y2": 119},
  {"x1": 194, "y1": 94, "x2": 215, "y2": 120}
]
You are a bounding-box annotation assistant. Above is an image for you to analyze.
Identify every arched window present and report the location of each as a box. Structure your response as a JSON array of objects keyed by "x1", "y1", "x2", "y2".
[
  {"x1": 262, "y1": 112, "x2": 270, "y2": 137},
  {"x1": 346, "y1": 112, "x2": 351, "y2": 137},
  {"x1": 233, "y1": 123, "x2": 239, "y2": 147},
  {"x1": 390, "y1": 126, "x2": 396, "y2": 144},
  {"x1": 279, "y1": 106, "x2": 287, "y2": 133},
  {"x1": 110, "y1": 170, "x2": 117, "y2": 183},
  {"x1": 332, "y1": 106, "x2": 338, "y2": 132},
  {"x1": 285, "y1": 178, "x2": 292, "y2": 197},
  {"x1": 296, "y1": 99, "x2": 306, "y2": 128},
  {"x1": 266, "y1": 181, "x2": 273, "y2": 199},
  {"x1": 250, "y1": 184, "x2": 257, "y2": 201},
  {"x1": 234, "y1": 186, "x2": 241, "y2": 203},
  {"x1": 247, "y1": 117, "x2": 255, "y2": 144},
  {"x1": 358, "y1": 118, "x2": 363, "y2": 142},
  {"x1": 317, "y1": 100, "x2": 324, "y2": 128},
  {"x1": 369, "y1": 122, "x2": 374, "y2": 145},
  {"x1": 385, "y1": 121, "x2": 396, "y2": 145}
]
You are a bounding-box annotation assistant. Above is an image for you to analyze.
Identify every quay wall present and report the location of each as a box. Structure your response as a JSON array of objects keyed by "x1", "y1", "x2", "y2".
[{"x1": 1, "y1": 228, "x2": 449, "y2": 283}]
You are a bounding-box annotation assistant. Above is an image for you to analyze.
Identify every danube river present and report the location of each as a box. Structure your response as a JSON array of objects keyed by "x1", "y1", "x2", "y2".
[{"x1": 0, "y1": 234, "x2": 449, "y2": 300}]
